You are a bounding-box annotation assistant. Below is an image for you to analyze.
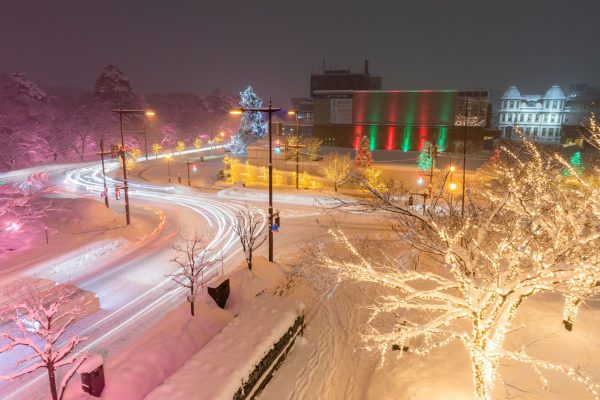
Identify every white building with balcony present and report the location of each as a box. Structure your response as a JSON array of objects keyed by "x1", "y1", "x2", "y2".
[{"x1": 497, "y1": 85, "x2": 568, "y2": 142}]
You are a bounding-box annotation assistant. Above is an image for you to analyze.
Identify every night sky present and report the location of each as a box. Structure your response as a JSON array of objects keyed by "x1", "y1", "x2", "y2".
[{"x1": 1, "y1": 0, "x2": 599, "y2": 104}]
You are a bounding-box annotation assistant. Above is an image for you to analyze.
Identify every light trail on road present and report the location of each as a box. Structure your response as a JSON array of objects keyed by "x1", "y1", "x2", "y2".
[{"x1": 1, "y1": 148, "x2": 268, "y2": 400}]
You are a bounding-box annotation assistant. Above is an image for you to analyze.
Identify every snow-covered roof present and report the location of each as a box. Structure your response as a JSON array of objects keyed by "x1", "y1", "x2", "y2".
[
  {"x1": 544, "y1": 85, "x2": 566, "y2": 100},
  {"x1": 501, "y1": 86, "x2": 522, "y2": 100}
]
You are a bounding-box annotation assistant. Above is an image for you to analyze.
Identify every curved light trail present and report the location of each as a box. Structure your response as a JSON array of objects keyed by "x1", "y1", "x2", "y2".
[{"x1": 2, "y1": 148, "x2": 268, "y2": 400}]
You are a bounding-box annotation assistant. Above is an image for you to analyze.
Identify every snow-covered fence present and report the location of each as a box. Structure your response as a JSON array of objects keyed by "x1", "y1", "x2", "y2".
[{"x1": 144, "y1": 294, "x2": 305, "y2": 400}]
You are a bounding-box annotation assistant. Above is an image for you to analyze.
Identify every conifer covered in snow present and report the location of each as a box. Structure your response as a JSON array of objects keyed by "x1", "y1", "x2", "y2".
[
  {"x1": 0, "y1": 284, "x2": 87, "y2": 400},
  {"x1": 229, "y1": 86, "x2": 267, "y2": 155},
  {"x1": 354, "y1": 135, "x2": 373, "y2": 168},
  {"x1": 319, "y1": 138, "x2": 600, "y2": 400}
]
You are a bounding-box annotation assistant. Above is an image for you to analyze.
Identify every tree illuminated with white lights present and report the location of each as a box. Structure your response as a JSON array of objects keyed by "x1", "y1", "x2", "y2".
[{"x1": 318, "y1": 138, "x2": 600, "y2": 399}]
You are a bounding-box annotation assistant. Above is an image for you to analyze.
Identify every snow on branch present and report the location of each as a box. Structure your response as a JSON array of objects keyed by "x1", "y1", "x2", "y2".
[
  {"x1": 170, "y1": 235, "x2": 222, "y2": 316},
  {"x1": 0, "y1": 283, "x2": 87, "y2": 400},
  {"x1": 316, "y1": 137, "x2": 600, "y2": 400}
]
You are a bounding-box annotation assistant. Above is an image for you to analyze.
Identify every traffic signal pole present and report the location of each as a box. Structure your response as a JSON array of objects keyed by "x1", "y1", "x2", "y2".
[{"x1": 118, "y1": 111, "x2": 131, "y2": 226}]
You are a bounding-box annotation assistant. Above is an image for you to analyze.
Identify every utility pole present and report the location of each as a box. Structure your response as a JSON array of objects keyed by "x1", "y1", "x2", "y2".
[
  {"x1": 97, "y1": 139, "x2": 110, "y2": 208},
  {"x1": 111, "y1": 108, "x2": 155, "y2": 225},
  {"x1": 461, "y1": 98, "x2": 469, "y2": 218},
  {"x1": 230, "y1": 99, "x2": 281, "y2": 261}
]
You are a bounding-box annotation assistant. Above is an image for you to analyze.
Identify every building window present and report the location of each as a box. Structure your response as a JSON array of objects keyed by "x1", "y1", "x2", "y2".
[
  {"x1": 519, "y1": 114, "x2": 524, "y2": 122},
  {"x1": 553, "y1": 101, "x2": 557, "y2": 109},
  {"x1": 542, "y1": 128, "x2": 547, "y2": 136},
  {"x1": 535, "y1": 114, "x2": 540, "y2": 122},
  {"x1": 533, "y1": 127, "x2": 538, "y2": 135},
  {"x1": 526, "y1": 114, "x2": 531, "y2": 123},
  {"x1": 549, "y1": 128, "x2": 554, "y2": 136},
  {"x1": 508, "y1": 114, "x2": 513, "y2": 122},
  {"x1": 510, "y1": 101, "x2": 515, "y2": 108},
  {"x1": 526, "y1": 127, "x2": 531, "y2": 134},
  {"x1": 551, "y1": 114, "x2": 556, "y2": 123}
]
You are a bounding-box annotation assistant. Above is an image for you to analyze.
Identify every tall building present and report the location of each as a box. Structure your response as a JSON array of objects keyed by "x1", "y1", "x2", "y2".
[
  {"x1": 497, "y1": 85, "x2": 568, "y2": 142},
  {"x1": 310, "y1": 60, "x2": 382, "y2": 97}
]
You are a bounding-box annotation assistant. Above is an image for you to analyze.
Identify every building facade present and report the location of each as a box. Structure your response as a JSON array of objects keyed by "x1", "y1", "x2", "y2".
[
  {"x1": 497, "y1": 85, "x2": 569, "y2": 142},
  {"x1": 312, "y1": 89, "x2": 494, "y2": 151},
  {"x1": 310, "y1": 60, "x2": 382, "y2": 97}
]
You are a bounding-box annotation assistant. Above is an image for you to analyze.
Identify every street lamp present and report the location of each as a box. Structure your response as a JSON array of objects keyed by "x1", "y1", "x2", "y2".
[
  {"x1": 448, "y1": 181, "x2": 457, "y2": 210},
  {"x1": 287, "y1": 110, "x2": 302, "y2": 190},
  {"x1": 461, "y1": 98, "x2": 470, "y2": 218},
  {"x1": 230, "y1": 98, "x2": 282, "y2": 262},
  {"x1": 97, "y1": 139, "x2": 110, "y2": 208},
  {"x1": 166, "y1": 154, "x2": 172, "y2": 183},
  {"x1": 186, "y1": 162, "x2": 197, "y2": 187},
  {"x1": 110, "y1": 108, "x2": 156, "y2": 225}
]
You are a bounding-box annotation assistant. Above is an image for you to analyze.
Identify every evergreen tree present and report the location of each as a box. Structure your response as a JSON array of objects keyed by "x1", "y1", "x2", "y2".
[
  {"x1": 230, "y1": 86, "x2": 267, "y2": 154},
  {"x1": 354, "y1": 135, "x2": 373, "y2": 168},
  {"x1": 417, "y1": 141, "x2": 434, "y2": 171}
]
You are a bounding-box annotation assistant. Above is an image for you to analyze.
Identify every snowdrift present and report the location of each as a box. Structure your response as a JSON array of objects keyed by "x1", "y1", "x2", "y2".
[{"x1": 145, "y1": 294, "x2": 305, "y2": 400}]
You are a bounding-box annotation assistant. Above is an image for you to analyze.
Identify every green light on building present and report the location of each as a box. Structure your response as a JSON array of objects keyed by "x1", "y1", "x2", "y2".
[
  {"x1": 369, "y1": 125, "x2": 377, "y2": 151},
  {"x1": 437, "y1": 127, "x2": 448, "y2": 152},
  {"x1": 402, "y1": 127, "x2": 412, "y2": 152}
]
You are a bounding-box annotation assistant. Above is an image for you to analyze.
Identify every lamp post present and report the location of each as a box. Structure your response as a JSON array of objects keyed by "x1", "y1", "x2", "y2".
[
  {"x1": 186, "y1": 161, "x2": 196, "y2": 187},
  {"x1": 287, "y1": 110, "x2": 302, "y2": 190},
  {"x1": 461, "y1": 98, "x2": 469, "y2": 218},
  {"x1": 111, "y1": 108, "x2": 155, "y2": 225},
  {"x1": 230, "y1": 98, "x2": 282, "y2": 262},
  {"x1": 97, "y1": 139, "x2": 110, "y2": 208},
  {"x1": 166, "y1": 154, "x2": 172, "y2": 183}
]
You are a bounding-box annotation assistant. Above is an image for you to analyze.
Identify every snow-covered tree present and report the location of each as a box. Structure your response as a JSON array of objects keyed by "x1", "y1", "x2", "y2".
[
  {"x1": 193, "y1": 137, "x2": 202, "y2": 151},
  {"x1": 161, "y1": 124, "x2": 177, "y2": 150},
  {"x1": 0, "y1": 181, "x2": 55, "y2": 232},
  {"x1": 354, "y1": 135, "x2": 373, "y2": 168},
  {"x1": 321, "y1": 152, "x2": 352, "y2": 192},
  {"x1": 230, "y1": 86, "x2": 267, "y2": 155},
  {"x1": 0, "y1": 284, "x2": 87, "y2": 400},
  {"x1": 318, "y1": 138, "x2": 600, "y2": 400},
  {"x1": 417, "y1": 141, "x2": 434, "y2": 171},
  {"x1": 151, "y1": 143, "x2": 162, "y2": 159},
  {"x1": 175, "y1": 140, "x2": 185, "y2": 155},
  {"x1": 170, "y1": 236, "x2": 221, "y2": 316},
  {"x1": 304, "y1": 137, "x2": 323, "y2": 162},
  {"x1": 581, "y1": 113, "x2": 600, "y2": 150},
  {"x1": 233, "y1": 204, "x2": 267, "y2": 270}
]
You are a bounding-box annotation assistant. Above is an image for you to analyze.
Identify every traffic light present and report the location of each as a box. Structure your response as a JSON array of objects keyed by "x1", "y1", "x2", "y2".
[
  {"x1": 110, "y1": 144, "x2": 120, "y2": 159},
  {"x1": 192, "y1": 163, "x2": 197, "y2": 172}
]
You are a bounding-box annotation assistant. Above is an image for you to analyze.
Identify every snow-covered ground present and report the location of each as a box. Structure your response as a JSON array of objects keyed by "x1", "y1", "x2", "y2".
[{"x1": 258, "y1": 237, "x2": 600, "y2": 400}]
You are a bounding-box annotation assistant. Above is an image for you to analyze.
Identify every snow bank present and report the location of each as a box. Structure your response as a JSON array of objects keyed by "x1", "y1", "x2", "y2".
[
  {"x1": 225, "y1": 256, "x2": 288, "y2": 310},
  {"x1": 216, "y1": 185, "x2": 333, "y2": 206},
  {"x1": 54, "y1": 198, "x2": 120, "y2": 233},
  {"x1": 145, "y1": 294, "x2": 304, "y2": 400},
  {"x1": 63, "y1": 300, "x2": 233, "y2": 400}
]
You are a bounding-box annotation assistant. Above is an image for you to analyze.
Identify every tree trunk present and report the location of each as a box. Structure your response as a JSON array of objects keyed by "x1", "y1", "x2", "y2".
[
  {"x1": 47, "y1": 362, "x2": 58, "y2": 400},
  {"x1": 247, "y1": 249, "x2": 252, "y2": 270},
  {"x1": 562, "y1": 295, "x2": 581, "y2": 331},
  {"x1": 334, "y1": 182, "x2": 338, "y2": 192},
  {"x1": 190, "y1": 287, "x2": 195, "y2": 316},
  {"x1": 470, "y1": 352, "x2": 492, "y2": 400}
]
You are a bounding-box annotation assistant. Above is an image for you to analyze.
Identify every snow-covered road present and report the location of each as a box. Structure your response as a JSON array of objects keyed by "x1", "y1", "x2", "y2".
[{"x1": 0, "y1": 151, "x2": 260, "y2": 399}]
